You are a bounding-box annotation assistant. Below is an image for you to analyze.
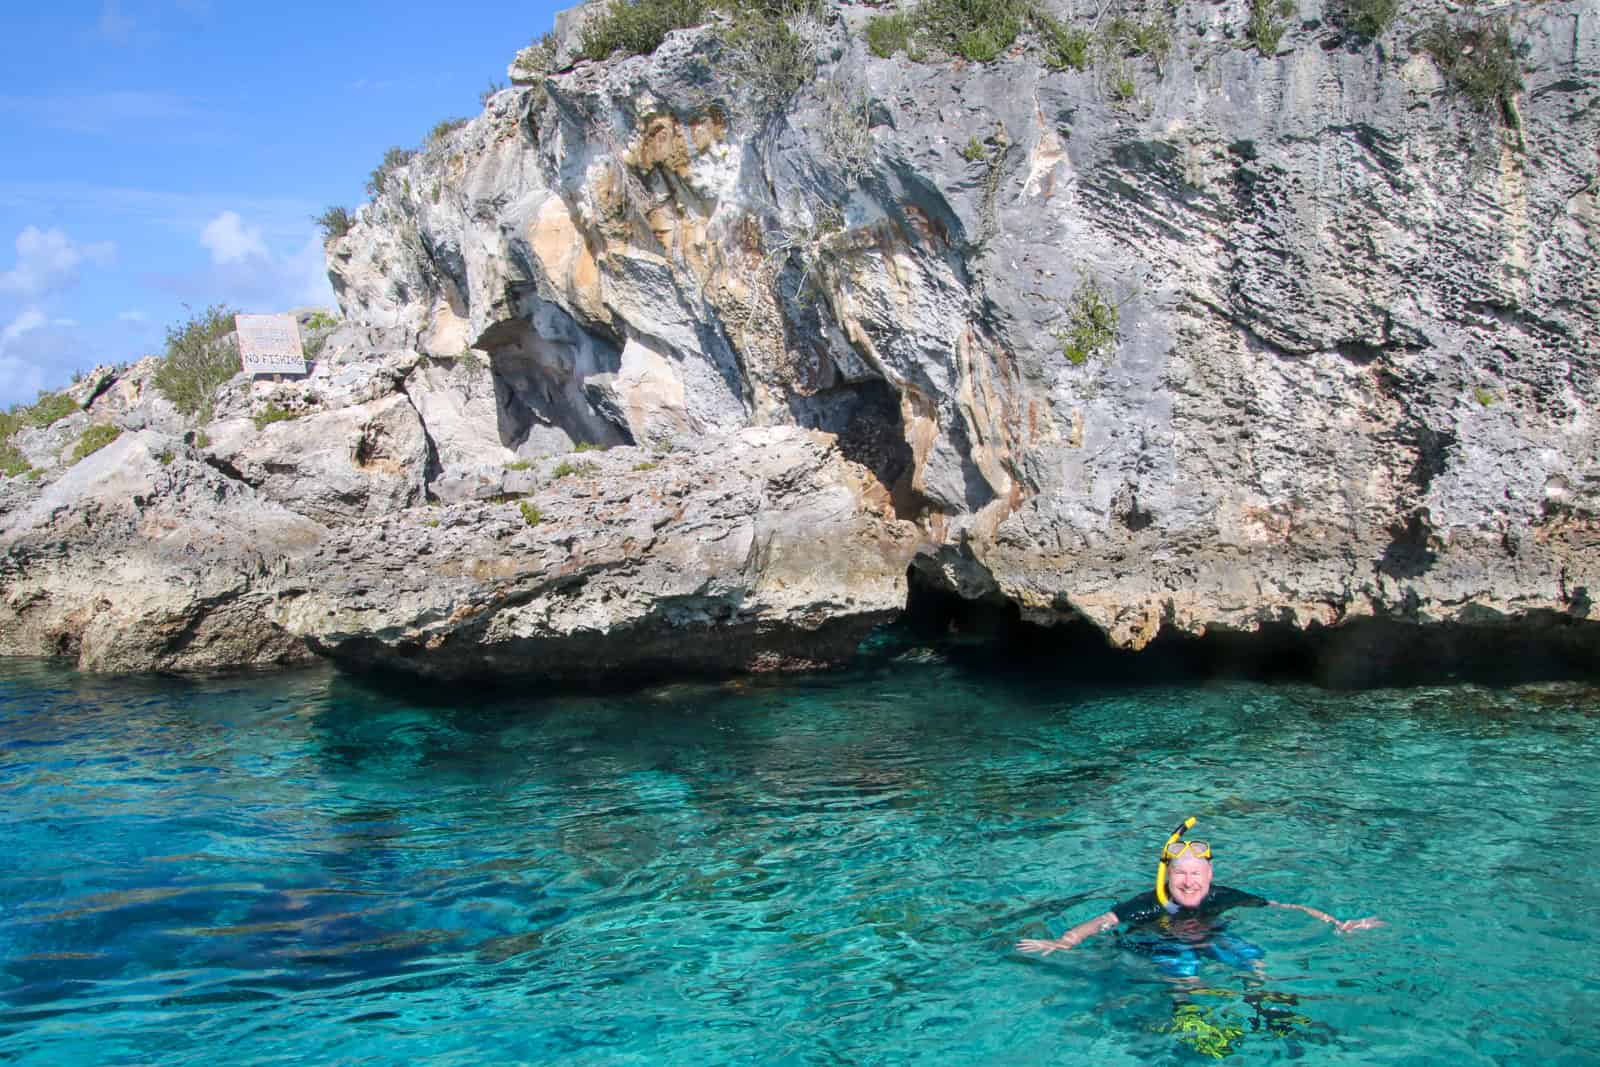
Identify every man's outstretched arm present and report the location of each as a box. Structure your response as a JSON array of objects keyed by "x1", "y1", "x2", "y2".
[
  {"x1": 1017, "y1": 911, "x2": 1120, "y2": 955},
  {"x1": 1268, "y1": 900, "x2": 1384, "y2": 933}
]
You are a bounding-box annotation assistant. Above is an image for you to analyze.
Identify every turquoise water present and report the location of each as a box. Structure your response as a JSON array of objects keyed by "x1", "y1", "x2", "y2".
[{"x1": 2, "y1": 647, "x2": 1598, "y2": 1065}]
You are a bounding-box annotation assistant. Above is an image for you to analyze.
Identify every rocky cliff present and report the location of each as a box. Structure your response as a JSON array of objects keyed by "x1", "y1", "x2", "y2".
[{"x1": 3, "y1": 0, "x2": 1597, "y2": 680}]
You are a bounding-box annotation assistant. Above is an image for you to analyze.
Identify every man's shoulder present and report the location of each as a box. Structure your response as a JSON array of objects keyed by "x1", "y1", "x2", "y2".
[
  {"x1": 1204, "y1": 885, "x2": 1268, "y2": 910},
  {"x1": 1111, "y1": 889, "x2": 1162, "y2": 923}
]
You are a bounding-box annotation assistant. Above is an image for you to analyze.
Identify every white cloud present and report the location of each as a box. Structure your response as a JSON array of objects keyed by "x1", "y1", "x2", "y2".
[
  {"x1": 0, "y1": 227, "x2": 116, "y2": 298},
  {"x1": 161, "y1": 212, "x2": 335, "y2": 312},
  {"x1": 117, "y1": 309, "x2": 149, "y2": 322},
  {"x1": 200, "y1": 211, "x2": 268, "y2": 264},
  {"x1": 0, "y1": 183, "x2": 319, "y2": 246},
  {"x1": 0, "y1": 309, "x2": 66, "y2": 409},
  {"x1": 0, "y1": 355, "x2": 48, "y2": 408},
  {"x1": 2, "y1": 307, "x2": 47, "y2": 346}
]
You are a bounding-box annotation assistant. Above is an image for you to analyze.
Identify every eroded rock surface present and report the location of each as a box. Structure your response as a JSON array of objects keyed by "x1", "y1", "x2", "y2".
[{"x1": 3, "y1": 0, "x2": 1597, "y2": 676}]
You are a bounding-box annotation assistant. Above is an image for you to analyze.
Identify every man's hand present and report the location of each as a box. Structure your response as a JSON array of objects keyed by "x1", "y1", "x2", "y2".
[
  {"x1": 1335, "y1": 916, "x2": 1384, "y2": 933},
  {"x1": 1016, "y1": 936, "x2": 1074, "y2": 955}
]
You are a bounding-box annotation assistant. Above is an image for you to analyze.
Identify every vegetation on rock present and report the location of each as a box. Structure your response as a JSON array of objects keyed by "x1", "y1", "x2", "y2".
[
  {"x1": 576, "y1": 0, "x2": 712, "y2": 61},
  {"x1": 13, "y1": 393, "x2": 79, "y2": 429},
  {"x1": 1338, "y1": 0, "x2": 1396, "y2": 39},
  {"x1": 865, "y1": 12, "x2": 915, "y2": 58},
  {"x1": 721, "y1": 2, "x2": 822, "y2": 113},
  {"x1": 1039, "y1": 18, "x2": 1091, "y2": 71},
  {"x1": 427, "y1": 117, "x2": 471, "y2": 145},
  {"x1": 315, "y1": 206, "x2": 354, "y2": 243},
  {"x1": 518, "y1": 500, "x2": 544, "y2": 526},
  {"x1": 0, "y1": 442, "x2": 28, "y2": 478},
  {"x1": 552, "y1": 459, "x2": 599, "y2": 479},
  {"x1": 1058, "y1": 278, "x2": 1119, "y2": 366},
  {"x1": 152, "y1": 304, "x2": 240, "y2": 420},
  {"x1": 512, "y1": 31, "x2": 558, "y2": 77},
  {"x1": 252, "y1": 403, "x2": 300, "y2": 431},
  {"x1": 70, "y1": 424, "x2": 122, "y2": 464},
  {"x1": 1246, "y1": 0, "x2": 1296, "y2": 56},
  {"x1": 819, "y1": 77, "x2": 875, "y2": 181},
  {"x1": 367, "y1": 147, "x2": 418, "y2": 197},
  {"x1": 1422, "y1": 16, "x2": 1523, "y2": 119},
  {"x1": 866, "y1": 0, "x2": 1172, "y2": 81}
]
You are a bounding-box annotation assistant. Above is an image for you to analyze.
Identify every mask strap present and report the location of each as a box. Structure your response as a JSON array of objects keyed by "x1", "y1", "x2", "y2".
[{"x1": 1154, "y1": 816, "x2": 1198, "y2": 907}]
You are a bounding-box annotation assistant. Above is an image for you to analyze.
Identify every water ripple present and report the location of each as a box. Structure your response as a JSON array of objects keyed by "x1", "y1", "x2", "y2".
[{"x1": 0, "y1": 660, "x2": 1597, "y2": 1064}]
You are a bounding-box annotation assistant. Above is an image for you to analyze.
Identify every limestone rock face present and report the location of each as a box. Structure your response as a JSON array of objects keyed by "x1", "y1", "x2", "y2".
[
  {"x1": 273, "y1": 428, "x2": 918, "y2": 680},
  {"x1": 4, "y1": 0, "x2": 1598, "y2": 676},
  {"x1": 0, "y1": 431, "x2": 324, "y2": 671}
]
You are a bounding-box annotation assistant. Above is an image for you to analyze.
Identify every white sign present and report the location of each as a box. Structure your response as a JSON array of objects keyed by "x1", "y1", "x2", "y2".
[{"x1": 235, "y1": 314, "x2": 307, "y2": 375}]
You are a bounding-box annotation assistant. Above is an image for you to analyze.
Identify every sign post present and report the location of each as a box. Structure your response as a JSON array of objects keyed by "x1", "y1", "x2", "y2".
[{"x1": 235, "y1": 314, "x2": 308, "y2": 376}]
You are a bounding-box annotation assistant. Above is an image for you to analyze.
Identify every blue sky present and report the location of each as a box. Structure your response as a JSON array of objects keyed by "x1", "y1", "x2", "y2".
[{"x1": 0, "y1": 1, "x2": 564, "y2": 408}]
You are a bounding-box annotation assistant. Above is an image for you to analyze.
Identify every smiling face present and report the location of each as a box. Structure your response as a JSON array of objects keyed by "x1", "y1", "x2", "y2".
[{"x1": 1167, "y1": 853, "x2": 1214, "y2": 908}]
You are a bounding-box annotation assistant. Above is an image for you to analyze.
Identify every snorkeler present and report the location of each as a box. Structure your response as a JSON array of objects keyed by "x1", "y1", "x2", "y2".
[{"x1": 1016, "y1": 818, "x2": 1382, "y2": 968}]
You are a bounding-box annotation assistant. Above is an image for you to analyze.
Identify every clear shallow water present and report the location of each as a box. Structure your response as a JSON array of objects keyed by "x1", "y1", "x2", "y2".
[{"x1": 2, "y1": 649, "x2": 1598, "y2": 1066}]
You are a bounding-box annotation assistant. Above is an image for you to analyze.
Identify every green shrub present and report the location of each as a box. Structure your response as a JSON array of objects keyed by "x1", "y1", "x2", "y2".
[
  {"x1": 1473, "y1": 385, "x2": 1496, "y2": 407},
  {"x1": 505, "y1": 459, "x2": 533, "y2": 471},
  {"x1": 519, "y1": 500, "x2": 544, "y2": 526},
  {"x1": 919, "y1": 0, "x2": 1029, "y2": 62},
  {"x1": 1421, "y1": 16, "x2": 1523, "y2": 114},
  {"x1": 512, "y1": 31, "x2": 558, "y2": 77},
  {"x1": 1341, "y1": 0, "x2": 1396, "y2": 39},
  {"x1": 253, "y1": 403, "x2": 299, "y2": 431},
  {"x1": 0, "y1": 441, "x2": 28, "y2": 478},
  {"x1": 962, "y1": 135, "x2": 987, "y2": 162},
  {"x1": 304, "y1": 310, "x2": 339, "y2": 331},
  {"x1": 1125, "y1": 19, "x2": 1172, "y2": 68},
  {"x1": 19, "y1": 392, "x2": 79, "y2": 428},
  {"x1": 427, "y1": 117, "x2": 470, "y2": 145},
  {"x1": 367, "y1": 146, "x2": 418, "y2": 197},
  {"x1": 1040, "y1": 19, "x2": 1091, "y2": 71},
  {"x1": 480, "y1": 79, "x2": 507, "y2": 107},
  {"x1": 152, "y1": 304, "x2": 240, "y2": 420},
  {"x1": 158, "y1": 449, "x2": 175, "y2": 466},
  {"x1": 71, "y1": 424, "x2": 122, "y2": 464},
  {"x1": 819, "y1": 76, "x2": 875, "y2": 181},
  {"x1": 721, "y1": 2, "x2": 820, "y2": 113},
  {"x1": 574, "y1": 442, "x2": 609, "y2": 452},
  {"x1": 1246, "y1": 0, "x2": 1295, "y2": 56},
  {"x1": 314, "y1": 206, "x2": 354, "y2": 243},
  {"x1": 633, "y1": 460, "x2": 659, "y2": 471},
  {"x1": 552, "y1": 459, "x2": 599, "y2": 479},
  {"x1": 194, "y1": 430, "x2": 212, "y2": 450},
  {"x1": 1058, "y1": 278, "x2": 1119, "y2": 365},
  {"x1": 576, "y1": 0, "x2": 710, "y2": 61},
  {"x1": 865, "y1": 12, "x2": 914, "y2": 57},
  {"x1": 1108, "y1": 66, "x2": 1137, "y2": 103}
]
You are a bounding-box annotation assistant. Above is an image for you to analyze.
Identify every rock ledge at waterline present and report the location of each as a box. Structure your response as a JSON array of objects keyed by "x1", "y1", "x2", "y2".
[{"x1": 2, "y1": 0, "x2": 1598, "y2": 677}]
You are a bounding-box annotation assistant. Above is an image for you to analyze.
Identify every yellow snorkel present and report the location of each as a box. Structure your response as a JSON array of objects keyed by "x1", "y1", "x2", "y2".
[{"x1": 1154, "y1": 816, "x2": 1198, "y2": 908}]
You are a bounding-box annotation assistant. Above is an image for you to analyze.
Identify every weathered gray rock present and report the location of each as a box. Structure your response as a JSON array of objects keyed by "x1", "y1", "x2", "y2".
[
  {"x1": 272, "y1": 428, "x2": 918, "y2": 679},
  {"x1": 0, "y1": 431, "x2": 324, "y2": 671},
  {"x1": 206, "y1": 393, "x2": 429, "y2": 524},
  {"x1": 3, "y1": 0, "x2": 1597, "y2": 677}
]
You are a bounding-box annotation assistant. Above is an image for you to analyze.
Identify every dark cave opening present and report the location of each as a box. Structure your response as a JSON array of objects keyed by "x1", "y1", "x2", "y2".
[{"x1": 896, "y1": 565, "x2": 1600, "y2": 690}]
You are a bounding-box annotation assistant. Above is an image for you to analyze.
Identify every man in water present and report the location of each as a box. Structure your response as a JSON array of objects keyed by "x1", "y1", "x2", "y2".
[{"x1": 1016, "y1": 833, "x2": 1381, "y2": 973}]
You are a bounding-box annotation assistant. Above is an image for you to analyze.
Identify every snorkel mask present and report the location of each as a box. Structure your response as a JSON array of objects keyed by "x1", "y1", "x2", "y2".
[{"x1": 1154, "y1": 816, "x2": 1207, "y2": 908}]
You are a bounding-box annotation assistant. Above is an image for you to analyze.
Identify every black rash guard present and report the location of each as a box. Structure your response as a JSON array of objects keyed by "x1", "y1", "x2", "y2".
[{"x1": 1111, "y1": 886, "x2": 1268, "y2": 926}]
